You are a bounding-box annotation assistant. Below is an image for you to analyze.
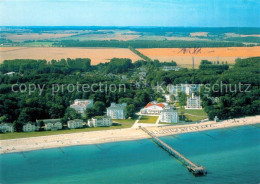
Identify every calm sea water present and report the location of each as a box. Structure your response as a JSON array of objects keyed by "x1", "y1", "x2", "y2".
[{"x1": 1, "y1": 125, "x2": 260, "y2": 184}]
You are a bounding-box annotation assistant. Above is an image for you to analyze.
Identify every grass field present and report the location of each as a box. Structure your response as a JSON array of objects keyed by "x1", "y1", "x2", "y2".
[
  {"x1": 177, "y1": 108, "x2": 208, "y2": 122},
  {"x1": 112, "y1": 118, "x2": 137, "y2": 127},
  {"x1": 137, "y1": 47, "x2": 260, "y2": 67},
  {"x1": 138, "y1": 116, "x2": 159, "y2": 124},
  {"x1": 0, "y1": 118, "x2": 137, "y2": 140},
  {"x1": 20, "y1": 42, "x2": 53, "y2": 47},
  {"x1": 0, "y1": 47, "x2": 141, "y2": 64}
]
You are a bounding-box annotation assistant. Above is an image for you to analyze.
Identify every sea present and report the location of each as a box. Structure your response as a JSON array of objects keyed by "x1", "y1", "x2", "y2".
[{"x1": 0, "y1": 125, "x2": 260, "y2": 184}]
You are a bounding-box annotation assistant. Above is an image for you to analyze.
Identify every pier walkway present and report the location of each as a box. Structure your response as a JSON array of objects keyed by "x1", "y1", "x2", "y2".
[{"x1": 139, "y1": 126, "x2": 207, "y2": 175}]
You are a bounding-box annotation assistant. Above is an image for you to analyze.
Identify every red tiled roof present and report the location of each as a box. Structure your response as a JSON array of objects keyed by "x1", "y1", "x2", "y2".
[{"x1": 145, "y1": 103, "x2": 165, "y2": 108}]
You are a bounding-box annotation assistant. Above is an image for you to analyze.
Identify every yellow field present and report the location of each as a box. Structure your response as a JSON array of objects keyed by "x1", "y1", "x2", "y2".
[
  {"x1": 190, "y1": 32, "x2": 208, "y2": 37},
  {"x1": 137, "y1": 47, "x2": 260, "y2": 67},
  {"x1": 240, "y1": 34, "x2": 260, "y2": 37},
  {"x1": 0, "y1": 47, "x2": 142, "y2": 64}
]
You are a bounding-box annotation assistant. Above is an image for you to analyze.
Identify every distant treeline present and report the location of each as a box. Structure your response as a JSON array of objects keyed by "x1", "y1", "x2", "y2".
[
  {"x1": 53, "y1": 40, "x2": 246, "y2": 48},
  {"x1": 225, "y1": 37, "x2": 260, "y2": 44},
  {"x1": 0, "y1": 58, "x2": 177, "y2": 75},
  {"x1": 2, "y1": 26, "x2": 260, "y2": 35},
  {"x1": 199, "y1": 60, "x2": 229, "y2": 72},
  {"x1": 0, "y1": 58, "x2": 91, "y2": 74}
]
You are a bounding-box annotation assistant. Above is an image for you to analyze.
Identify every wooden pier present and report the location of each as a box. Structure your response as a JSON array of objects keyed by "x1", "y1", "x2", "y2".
[{"x1": 140, "y1": 126, "x2": 207, "y2": 176}]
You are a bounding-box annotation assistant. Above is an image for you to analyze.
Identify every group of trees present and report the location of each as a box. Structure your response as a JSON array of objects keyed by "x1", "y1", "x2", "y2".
[
  {"x1": 0, "y1": 56, "x2": 259, "y2": 131},
  {"x1": 201, "y1": 57, "x2": 260, "y2": 120},
  {"x1": 145, "y1": 57, "x2": 260, "y2": 120},
  {"x1": 0, "y1": 58, "x2": 91, "y2": 74},
  {"x1": 199, "y1": 60, "x2": 229, "y2": 73},
  {"x1": 53, "y1": 39, "x2": 246, "y2": 48},
  {"x1": 0, "y1": 58, "x2": 163, "y2": 131}
]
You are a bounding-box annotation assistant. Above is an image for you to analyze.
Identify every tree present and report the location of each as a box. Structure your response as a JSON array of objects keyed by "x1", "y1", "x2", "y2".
[
  {"x1": 0, "y1": 115, "x2": 7, "y2": 123},
  {"x1": 157, "y1": 97, "x2": 164, "y2": 103},
  {"x1": 62, "y1": 108, "x2": 81, "y2": 124},
  {"x1": 13, "y1": 121, "x2": 23, "y2": 132},
  {"x1": 118, "y1": 97, "x2": 134, "y2": 105},
  {"x1": 93, "y1": 101, "x2": 106, "y2": 115},
  {"x1": 126, "y1": 104, "x2": 135, "y2": 118},
  {"x1": 85, "y1": 108, "x2": 97, "y2": 120},
  {"x1": 178, "y1": 92, "x2": 187, "y2": 107}
]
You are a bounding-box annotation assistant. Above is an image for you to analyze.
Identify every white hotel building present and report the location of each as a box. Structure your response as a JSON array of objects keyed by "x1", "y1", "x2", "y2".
[
  {"x1": 70, "y1": 99, "x2": 94, "y2": 115},
  {"x1": 67, "y1": 119, "x2": 83, "y2": 129},
  {"x1": 140, "y1": 102, "x2": 168, "y2": 115},
  {"x1": 160, "y1": 107, "x2": 179, "y2": 123},
  {"x1": 185, "y1": 93, "x2": 202, "y2": 109},
  {"x1": 88, "y1": 116, "x2": 112, "y2": 127},
  {"x1": 22, "y1": 123, "x2": 39, "y2": 132},
  {"x1": 107, "y1": 103, "x2": 127, "y2": 119}
]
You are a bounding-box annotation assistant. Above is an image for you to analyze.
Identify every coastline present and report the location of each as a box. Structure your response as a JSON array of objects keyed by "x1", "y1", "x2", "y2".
[{"x1": 0, "y1": 115, "x2": 259, "y2": 154}]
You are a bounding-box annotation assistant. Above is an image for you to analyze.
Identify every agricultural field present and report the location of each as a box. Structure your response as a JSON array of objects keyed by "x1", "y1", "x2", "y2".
[
  {"x1": 137, "y1": 47, "x2": 260, "y2": 67},
  {"x1": 0, "y1": 47, "x2": 141, "y2": 64},
  {"x1": 2, "y1": 33, "x2": 76, "y2": 42},
  {"x1": 2, "y1": 27, "x2": 260, "y2": 47}
]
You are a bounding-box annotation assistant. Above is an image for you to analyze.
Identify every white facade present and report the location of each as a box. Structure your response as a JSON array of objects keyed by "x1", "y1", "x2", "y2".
[
  {"x1": 0, "y1": 123, "x2": 14, "y2": 133},
  {"x1": 162, "y1": 66, "x2": 181, "y2": 71},
  {"x1": 107, "y1": 103, "x2": 127, "y2": 119},
  {"x1": 67, "y1": 119, "x2": 83, "y2": 129},
  {"x1": 88, "y1": 116, "x2": 112, "y2": 127},
  {"x1": 185, "y1": 93, "x2": 202, "y2": 109},
  {"x1": 70, "y1": 99, "x2": 94, "y2": 115},
  {"x1": 23, "y1": 123, "x2": 38, "y2": 132},
  {"x1": 52, "y1": 122, "x2": 63, "y2": 130},
  {"x1": 4, "y1": 72, "x2": 16, "y2": 76},
  {"x1": 163, "y1": 94, "x2": 171, "y2": 102},
  {"x1": 160, "y1": 107, "x2": 179, "y2": 123},
  {"x1": 167, "y1": 84, "x2": 200, "y2": 96},
  {"x1": 140, "y1": 102, "x2": 168, "y2": 115},
  {"x1": 37, "y1": 119, "x2": 63, "y2": 131}
]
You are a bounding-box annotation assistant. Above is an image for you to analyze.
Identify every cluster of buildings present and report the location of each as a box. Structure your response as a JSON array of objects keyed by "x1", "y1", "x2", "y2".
[
  {"x1": 0, "y1": 94, "x2": 202, "y2": 133},
  {"x1": 140, "y1": 101, "x2": 179, "y2": 123},
  {"x1": 0, "y1": 101, "x2": 128, "y2": 133},
  {"x1": 166, "y1": 84, "x2": 202, "y2": 109},
  {"x1": 167, "y1": 84, "x2": 200, "y2": 96}
]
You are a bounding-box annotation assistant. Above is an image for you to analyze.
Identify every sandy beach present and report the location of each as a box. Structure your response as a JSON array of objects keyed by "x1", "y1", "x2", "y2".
[{"x1": 0, "y1": 115, "x2": 259, "y2": 154}]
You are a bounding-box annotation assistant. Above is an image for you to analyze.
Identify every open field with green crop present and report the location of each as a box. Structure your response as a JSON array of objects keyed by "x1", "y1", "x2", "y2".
[
  {"x1": 139, "y1": 116, "x2": 159, "y2": 124},
  {"x1": 177, "y1": 108, "x2": 208, "y2": 122}
]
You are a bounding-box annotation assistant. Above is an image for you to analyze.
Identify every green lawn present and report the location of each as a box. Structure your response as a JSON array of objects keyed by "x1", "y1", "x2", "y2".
[
  {"x1": 0, "y1": 118, "x2": 137, "y2": 140},
  {"x1": 20, "y1": 42, "x2": 53, "y2": 47},
  {"x1": 138, "y1": 116, "x2": 159, "y2": 124},
  {"x1": 177, "y1": 108, "x2": 208, "y2": 122}
]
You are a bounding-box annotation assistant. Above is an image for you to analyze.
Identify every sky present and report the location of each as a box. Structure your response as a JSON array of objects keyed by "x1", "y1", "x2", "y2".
[{"x1": 0, "y1": 0, "x2": 259, "y2": 27}]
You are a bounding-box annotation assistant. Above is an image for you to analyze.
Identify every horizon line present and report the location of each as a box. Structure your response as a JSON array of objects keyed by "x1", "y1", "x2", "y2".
[{"x1": 1, "y1": 26, "x2": 260, "y2": 28}]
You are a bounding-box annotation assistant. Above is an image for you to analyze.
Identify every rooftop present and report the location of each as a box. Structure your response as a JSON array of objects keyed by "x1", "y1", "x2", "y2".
[{"x1": 144, "y1": 102, "x2": 166, "y2": 109}]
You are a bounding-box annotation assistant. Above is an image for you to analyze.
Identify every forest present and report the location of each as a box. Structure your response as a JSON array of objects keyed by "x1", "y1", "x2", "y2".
[
  {"x1": 0, "y1": 57, "x2": 259, "y2": 131},
  {"x1": 146, "y1": 57, "x2": 260, "y2": 120}
]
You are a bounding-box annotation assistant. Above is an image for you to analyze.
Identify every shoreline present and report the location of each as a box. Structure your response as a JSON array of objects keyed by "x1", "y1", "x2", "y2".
[{"x1": 0, "y1": 115, "x2": 259, "y2": 154}]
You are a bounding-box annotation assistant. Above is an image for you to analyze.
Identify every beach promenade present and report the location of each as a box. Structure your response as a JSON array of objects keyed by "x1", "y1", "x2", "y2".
[{"x1": 0, "y1": 115, "x2": 259, "y2": 154}]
